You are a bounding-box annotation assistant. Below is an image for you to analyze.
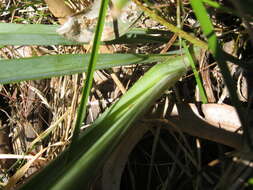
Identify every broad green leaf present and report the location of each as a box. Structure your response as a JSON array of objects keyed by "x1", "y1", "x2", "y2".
[
  {"x1": 0, "y1": 53, "x2": 172, "y2": 84},
  {"x1": 20, "y1": 53, "x2": 191, "y2": 190},
  {"x1": 0, "y1": 23, "x2": 169, "y2": 45}
]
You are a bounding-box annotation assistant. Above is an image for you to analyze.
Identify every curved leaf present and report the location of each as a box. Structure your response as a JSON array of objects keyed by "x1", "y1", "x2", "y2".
[{"x1": 20, "y1": 53, "x2": 191, "y2": 190}]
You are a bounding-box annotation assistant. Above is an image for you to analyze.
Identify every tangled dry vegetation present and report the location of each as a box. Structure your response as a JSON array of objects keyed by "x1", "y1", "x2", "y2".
[{"x1": 0, "y1": 0, "x2": 253, "y2": 189}]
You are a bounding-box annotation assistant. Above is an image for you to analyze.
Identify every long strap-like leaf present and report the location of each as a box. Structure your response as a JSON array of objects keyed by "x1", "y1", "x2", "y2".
[
  {"x1": 19, "y1": 53, "x2": 191, "y2": 190},
  {"x1": 0, "y1": 53, "x2": 172, "y2": 84}
]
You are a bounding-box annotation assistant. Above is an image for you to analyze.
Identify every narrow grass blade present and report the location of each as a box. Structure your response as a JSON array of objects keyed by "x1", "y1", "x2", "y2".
[
  {"x1": 190, "y1": 0, "x2": 250, "y2": 148},
  {"x1": 69, "y1": 0, "x2": 109, "y2": 154},
  {"x1": 183, "y1": 41, "x2": 207, "y2": 103}
]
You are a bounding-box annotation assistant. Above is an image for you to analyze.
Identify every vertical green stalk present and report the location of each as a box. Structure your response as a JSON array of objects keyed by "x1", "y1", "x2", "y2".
[
  {"x1": 183, "y1": 41, "x2": 207, "y2": 103},
  {"x1": 190, "y1": 0, "x2": 251, "y2": 149},
  {"x1": 69, "y1": 0, "x2": 110, "y2": 155}
]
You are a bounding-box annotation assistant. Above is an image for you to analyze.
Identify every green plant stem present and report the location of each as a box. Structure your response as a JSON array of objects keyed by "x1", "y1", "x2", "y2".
[
  {"x1": 132, "y1": 0, "x2": 208, "y2": 49},
  {"x1": 190, "y1": 0, "x2": 252, "y2": 150},
  {"x1": 69, "y1": 0, "x2": 109, "y2": 156},
  {"x1": 183, "y1": 41, "x2": 208, "y2": 103}
]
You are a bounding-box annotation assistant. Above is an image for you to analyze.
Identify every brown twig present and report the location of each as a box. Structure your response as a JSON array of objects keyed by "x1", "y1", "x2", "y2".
[{"x1": 144, "y1": 103, "x2": 244, "y2": 149}]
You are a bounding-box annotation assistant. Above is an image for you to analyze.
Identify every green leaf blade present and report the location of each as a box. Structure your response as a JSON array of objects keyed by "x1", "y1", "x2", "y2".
[
  {"x1": 0, "y1": 53, "x2": 171, "y2": 84},
  {"x1": 19, "y1": 53, "x2": 191, "y2": 190}
]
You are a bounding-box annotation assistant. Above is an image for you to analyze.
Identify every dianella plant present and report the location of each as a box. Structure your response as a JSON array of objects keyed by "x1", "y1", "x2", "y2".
[{"x1": 0, "y1": 0, "x2": 252, "y2": 189}]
